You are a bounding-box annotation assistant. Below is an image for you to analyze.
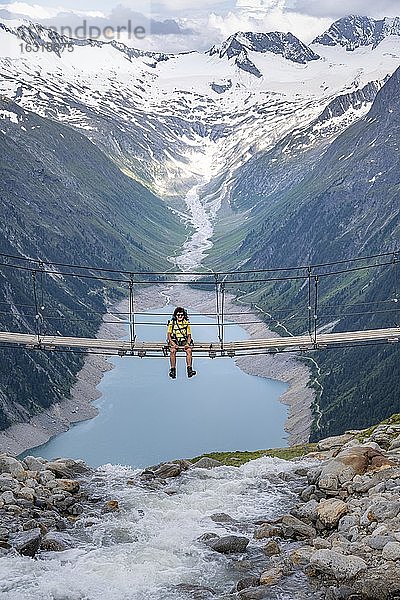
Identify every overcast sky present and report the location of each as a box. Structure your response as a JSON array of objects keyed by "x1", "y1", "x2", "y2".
[{"x1": 1, "y1": 0, "x2": 399, "y2": 52}]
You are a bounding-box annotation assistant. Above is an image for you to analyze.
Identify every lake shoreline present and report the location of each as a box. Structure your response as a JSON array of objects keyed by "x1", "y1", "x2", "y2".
[{"x1": 0, "y1": 284, "x2": 314, "y2": 456}]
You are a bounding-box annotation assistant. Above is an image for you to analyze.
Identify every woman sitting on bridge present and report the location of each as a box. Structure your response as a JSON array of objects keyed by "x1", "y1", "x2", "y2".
[{"x1": 168, "y1": 307, "x2": 196, "y2": 379}]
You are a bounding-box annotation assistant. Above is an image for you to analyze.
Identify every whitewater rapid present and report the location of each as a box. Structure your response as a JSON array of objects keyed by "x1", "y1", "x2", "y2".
[{"x1": 0, "y1": 456, "x2": 317, "y2": 600}]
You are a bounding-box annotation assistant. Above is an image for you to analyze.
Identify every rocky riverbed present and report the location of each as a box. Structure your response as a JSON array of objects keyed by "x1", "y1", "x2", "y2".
[{"x1": 1, "y1": 416, "x2": 399, "y2": 599}]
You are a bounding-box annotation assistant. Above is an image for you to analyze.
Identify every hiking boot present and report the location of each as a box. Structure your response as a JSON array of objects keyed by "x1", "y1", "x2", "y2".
[
  {"x1": 169, "y1": 368, "x2": 176, "y2": 379},
  {"x1": 187, "y1": 366, "x2": 196, "y2": 378}
]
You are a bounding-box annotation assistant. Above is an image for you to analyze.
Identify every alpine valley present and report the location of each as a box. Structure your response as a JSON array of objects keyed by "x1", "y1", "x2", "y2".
[{"x1": 0, "y1": 14, "x2": 399, "y2": 440}]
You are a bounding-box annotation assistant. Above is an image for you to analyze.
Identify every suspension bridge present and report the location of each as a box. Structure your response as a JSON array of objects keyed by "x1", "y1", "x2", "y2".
[{"x1": 0, "y1": 250, "x2": 398, "y2": 358}]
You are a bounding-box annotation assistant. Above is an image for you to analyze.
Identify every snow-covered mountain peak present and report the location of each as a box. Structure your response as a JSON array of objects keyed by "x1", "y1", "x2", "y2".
[
  {"x1": 0, "y1": 19, "x2": 172, "y2": 65},
  {"x1": 209, "y1": 31, "x2": 320, "y2": 65},
  {"x1": 313, "y1": 15, "x2": 400, "y2": 51}
]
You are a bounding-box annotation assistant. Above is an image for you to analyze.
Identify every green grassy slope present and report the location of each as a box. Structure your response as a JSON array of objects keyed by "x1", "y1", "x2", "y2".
[
  {"x1": 0, "y1": 97, "x2": 185, "y2": 430},
  {"x1": 205, "y1": 68, "x2": 400, "y2": 440}
]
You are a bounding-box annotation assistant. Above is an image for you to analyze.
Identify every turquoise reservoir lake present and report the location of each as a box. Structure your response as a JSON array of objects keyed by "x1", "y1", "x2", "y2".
[{"x1": 27, "y1": 306, "x2": 288, "y2": 467}]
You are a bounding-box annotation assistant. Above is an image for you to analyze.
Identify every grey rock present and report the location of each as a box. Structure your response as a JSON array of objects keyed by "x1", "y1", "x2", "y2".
[
  {"x1": 23, "y1": 456, "x2": 46, "y2": 472},
  {"x1": 313, "y1": 537, "x2": 332, "y2": 549},
  {"x1": 367, "y1": 499, "x2": 400, "y2": 521},
  {"x1": 10, "y1": 528, "x2": 42, "y2": 557},
  {"x1": 0, "y1": 476, "x2": 20, "y2": 493},
  {"x1": 317, "y1": 434, "x2": 355, "y2": 452},
  {"x1": 0, "y1": 456, "x2": 25, "y2": 478},
  {"x1": 209, "y1": 535, "x2": 249, "y2": 554},
  {"x1": 365, "y1": 534, "x2": 396, "y2": 550},
  {"x1": 262, "y1": 539, "x2": 281, "y2": 556},
  {"x1": 389, "y1": 434, "x2": 400, "y2": 450},
  {"x1": 238, "y1": 586, "x2": 271, "y2": 600},
  {"x1": 301, "y1": 484, "x2": 317, "y2": 502},
  {"x1": 307, "y1": 467, "x2": 322, "y2": 485},
  {"x1": 193, "y1": 457, "x2": 223, "y2": 469},
  {"x1": 68, "y1": 503, "x2": 84, "y2": 516},
  {"x1": 22, "y1": 519, "x2": 40, "y2": 531},
  {"x1": 308, "y1": 549, "x2": 367, "y2": 581},
  {"x1": 280, "y1": 515, "x2": 316, "y2": 539},
  {"x1": 318, "y1": 473, "x2": 339, "y2": 492},
  {"x1": 46, "y1": 459, "x2": 90, "y2": 479},
  {"x1": 211, "y1": 513, "x2": 235, "y2": 523},
  {"x1": 355, "y1": 563, "x2": 400, "y2": 599},
  {"x1": 382, "y1": 541, "x2": 400, "y2": 560},
  {"x1": 1, "y1": 491, "x2": 15, "y2": 504},
  {"x1": 40, "y1": 531, "x2": 73, "y2": 552},
  {"x1": 198, "y1": 532, "x2": 219, "y2": 544},
  {"x1": 234, "y1": 577, "x2": 260, "y2": 592},
  {"x1": 338, "y1": 514, "x2": 359, "y2": 533},
  {"x1": 38, "y1": 470, "x2": 56, "y2": 485},
  {"x1": 153, "y1": 463, "x2": 182, "y2": 479},
  {"x1": 292, "y1": 499, "x2": 318, "y2": 523}
]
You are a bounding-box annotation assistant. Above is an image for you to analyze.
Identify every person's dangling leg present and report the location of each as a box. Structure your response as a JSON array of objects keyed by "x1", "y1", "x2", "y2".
[
  {"x1": 169, "y1": 346, "x2": 177, "y2": 378},
  {"x1": 185, "y1": 347, "x2": 196, "y2": 378}
]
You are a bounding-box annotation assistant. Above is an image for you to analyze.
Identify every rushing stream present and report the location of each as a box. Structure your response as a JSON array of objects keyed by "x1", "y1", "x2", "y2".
[
  {"x1": 1, "y1": 182, "x2": 314, "y2": 600},
  {"x1": 0, "y1": 457, "x2": 319, "y2": 600}
]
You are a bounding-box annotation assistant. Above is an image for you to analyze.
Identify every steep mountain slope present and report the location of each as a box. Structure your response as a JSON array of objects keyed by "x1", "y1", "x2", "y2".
[
  {"x1": 1, "y1": 16, "x2": 400, "y2": 212},
  {"x1": 0, "y1": 98, "x2": 184, "y2": 430},
  {"x1": 208, "y1": 66, "x2": 400, "y2": 439},
  {"x1": 313, "y1": 15, "x2": 400, "y2": 50}
]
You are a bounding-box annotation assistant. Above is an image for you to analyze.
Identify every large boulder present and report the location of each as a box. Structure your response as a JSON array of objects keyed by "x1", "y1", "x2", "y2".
[
  {"x1": 308, "y1": 549, "x2": 367, "y2": 582},
  {"x1": 208, "y1": 535, "x2": 249, "y2": 554},
  {"x1": 317, "y1": 499, "x2": 348, "y2": 529},
  {"x1": 0, "y1": 455, "x2": 25, "y2": 478},
  {"x1": 355, "y1": 563, "x2": 400, "y2": 599},
  {"x1": 45, "y1": 459, "x2": 91, "y2": 479},
  {"x1": 382, "y1": 541, "x2": 400, "y2": 561},
  {"x1": 317, "y1": 434, "x2": 355, "y2": 452},
  {"x1": 10, "y1": 528, "x2": 42, "y2": 557},
  {"x1": 154, "y1": 463, "x2": 182, "y2": 479},
  {"x1": 316, "y1": 446, "x2": 394, "y2": 493},
  {"x1": 254, "y1": 522, "x2": 281, "y2": 539},
  {"x1": 23, "y1": 456, "x2": 47, "y2": 472},
  {"x1": 279, "y1": 515, "x2": 316, "y2": 540}
]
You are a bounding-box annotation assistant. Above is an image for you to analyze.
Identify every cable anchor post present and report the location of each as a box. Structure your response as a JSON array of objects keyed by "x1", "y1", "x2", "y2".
[
  {"x1": 220, "y1": 281, "x2": 226, "y2": 351},
  {"x1": 392, "y1": 252, "x2": 399, "y2": 305},
  {"x1": 313, "y1": 275, "x2": 319, "y2": 345},
  {"x1": 307, "y1": 266, "x2": 313, "y2": 340},
  {"x1": 214, "y1": 273, "x2": 223, "y2": 347},
  {"x1": 31, "y1": 270, "x2": 42, "y2": 345},
  {"x1": 128, "y1": 275, "x2": 136, "y2": 352}
]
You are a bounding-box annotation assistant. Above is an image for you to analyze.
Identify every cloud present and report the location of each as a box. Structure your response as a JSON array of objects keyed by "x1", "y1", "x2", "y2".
[
  {"x1": 2, "y1": 2, "x2": 194, "y2": 40},
  {"x1": 208, "y1": 0, "x2": 332, "y2": 44},
  {"x1": 7, "y1": 0, "x2": 389, "y2": 54},
  {"x1": 291, "y1": 0, "x2": 400, "y2": 19}
]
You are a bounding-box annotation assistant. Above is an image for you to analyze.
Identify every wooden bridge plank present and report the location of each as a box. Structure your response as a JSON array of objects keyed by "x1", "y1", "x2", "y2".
[{"x1": 0, "y1": 327, "x2": 398, "y2": 355}]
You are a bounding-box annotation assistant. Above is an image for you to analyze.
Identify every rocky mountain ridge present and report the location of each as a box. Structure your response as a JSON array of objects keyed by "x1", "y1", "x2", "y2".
[
  {"x1": 208, "y1": 31, "x2": 320, "y2": 78},
  {"x1": 313, "y1": 15, "x2": 400, "y2": 51}
]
